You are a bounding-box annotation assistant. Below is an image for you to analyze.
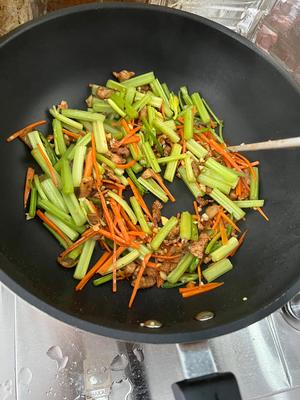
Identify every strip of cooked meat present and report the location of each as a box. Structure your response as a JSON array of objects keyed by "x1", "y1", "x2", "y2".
[
  {"x1": 192, "y1": 160, "x2": 200, "y2": 177},
  {"x1": 159, "y1": 261, "x2": 177, "y2": 274},
  {"x1": 131, "y1": 275, "x2": 156, "y2": 289},
  {"x1": 113, "y1": 70, "x2": 135, "y2": 82},
  {"x1": 79, "y1": 177, "x2": 94, "y2": 198},
  {"x1": 205, "y1": 205, "x2": 220, "y2": 219},
  {"x1": 152, "y1": 200, "x2": 163, "y2": 227},
  {"x1": 96, "y1": 86, "x2": 114, "y2": 99},
  {"x1": 189, "y1": 233, "x2": 210, "y2": 259},
  {"x1": 123, "y1": 262, "x2": 138, "y2": 278}
]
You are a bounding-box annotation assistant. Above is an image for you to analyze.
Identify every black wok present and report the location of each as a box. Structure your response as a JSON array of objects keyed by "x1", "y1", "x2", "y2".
[{"x1": 1, "y1": 3, "x2": 300, "y2": 344}]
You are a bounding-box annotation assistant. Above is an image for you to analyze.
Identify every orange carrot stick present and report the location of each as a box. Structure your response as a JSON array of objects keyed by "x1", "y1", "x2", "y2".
[
  {"x1": 91, "y1": 133, "x2": 101, "y2": 189},
  {"x1": 112, "y1": 241, "x2": 117, "y2": 292},
  {"x1": 109, "y1": 198, "x2": 130, "y2": 242},
  {"x1": 127, "y1": 178, "x2": 153, "y2": 221},
  {"x1": 209, "y1": 139, "x2": 242, "y2": 171},
  {"x1": 146, "y1": 261, "x2": 159, "y2": 268},
  {"x1": 62, "y1": 128, "x2": 81, "y2": 140},
  {"x1": 37, "y1": 210, "x2": 70, "y2": 244},
  {"x1": 36, "y1": 144, "x2": 58, "y2": 187},
  {"x1": 256, "y1": 207, "x2": 269, "y2": 222},
  {"x1": 179, "y1": 282, "x2": 223, "y2": 293},
  {"x1": 6, "y1": 120, "x2": 47, "y2": 142},
  {"x1": 151, "y1": 172, "x2": 175, "y2": 202},
  {"x1": 129, "y1": 253, "x2": 152, "y2": 308},
  {"x1": 83, "y1": 148, "x2": 93, "y2": 178},
  {"x1": 121, "y1": 208, "x2": 140, "y2": 232},
  {"x1": 24, "y1": 167, "x2": 35, "y2": 208},
  {"x1": 181, "y1": 282, "x2": 224, "y2": 298},
  {"x1": 75, "y1": 251, "x2": 111, "y2": 291},
  {"x1": 128, "y1": 231, "x2": 147, "y2": 238},
  {"x1": 97, "y1": 227, "x2": 134, "y2": 247},
  {"x1": 60, "y1": 228, "x2": 97, "y2": 258},
  {"x1": 122, "y1": 136, "x2": 140, "y2": 145},
  {"x1": 219, "y1": 218, "x2": 228, "y2": 245},
  {"x1": 220, "y1": 211, "x2": 241, "y2": 233},
  {"x1": 197, "y1": 263, "x2": 202, "y2": 286},
  {"x1": 98, "y1": 246, "x2": 126, "y2": 275},
  {"x1": 212, "y1": 210, "x2": 222, "y2": 231},
  {"x1": 115, "y1": 159, "x2": 137, "y2": 169}
]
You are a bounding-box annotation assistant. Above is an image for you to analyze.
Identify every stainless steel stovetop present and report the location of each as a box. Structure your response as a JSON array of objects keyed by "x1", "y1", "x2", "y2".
[
  {"x1": 1, "y1": 1, "x2": 300, "y2": 399},
  {"x1": 1, "y1": 283, "x2": 300, "y2": 400}
]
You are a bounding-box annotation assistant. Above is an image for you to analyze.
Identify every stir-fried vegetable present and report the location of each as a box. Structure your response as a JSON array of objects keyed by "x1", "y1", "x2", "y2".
[{"x1": 8, "y1": 69, "x2": 266, "y2": 307}]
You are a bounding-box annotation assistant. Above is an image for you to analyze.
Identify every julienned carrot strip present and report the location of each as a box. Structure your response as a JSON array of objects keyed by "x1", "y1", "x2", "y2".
[
  {"x1": 193, "y1": 200, "x2": 200, "y2": 222},
  {"x1": 209, "y1": 139, "x2": 242, "y2": 171},
  {"x1": 120, "y1": 119, "x2": 140, "y2": 136},
  {"x1": 62, "y1": 128, "x2": 81, "y2": 140},
  {"x1": 220, "y1": 211, "x2": 241, "y2": 233},
  {"x1": 98, "y1": 246, "x2": 126, "y2": 274},
  {"x1": 181, "y1": 282, "x2": 224, "y2": 298},
  {"x1": 197, "y1": 264, "x2": 202, "y2": 286},
  {"x1": 219, "y1": 218, "x2": 228, "y2": 245},
  {"x1": 37, "y1": 144, "x2": 58, "y2": 187},
  {"x1": 112, "y1": 241, "x2": 117, "y2": 293},
  {"x1": 98, "y1": 190, "x2": 114, "y2": 235},
  {"x1": 91, "y1": 133, "x2": 101, "y2": 190},
  {"x1": 152, "y1": 254, "x2": 181, "y2": 260},
  {"x1": 179, "y1": 282, "x2": 223, "y2": 293},
  {"x1": 60, "y1": 228, "x2": 97, "y2": 258},
  {"x1": 115, "y1": 159, "x2": 137, "y2": 169},
  {"x1": 230, "y1": 230, "x2": 247, "y2": 257},
  {"x1": 212, "y1": 210, "x2": 222, "y2": 231},
  {"x1": 152, "y1": 172, "x2": 176, "y2": 202},
  {"x1": 127, "y1": 178, "x2": 153, "y2": 221},
  {"x1": 132, "y1": 142, "x2": 139, "y2": 154},
  {"x1": 128, "y1": 231, "x2": 147, "y2": 238},
  {"x1": 146, "y1": 261, "x2": 159, "y2": 268},
  {"x1": 236, "y1": 178, "x2": 242, "y2": 197},
  {"x1": 24, "y1": 167, "x2": 35, "y2": 208},
  {"x1": 121, "y1": 208, "x2": 139, "y2": 231},
  {"x1": 129, "y1": 253, "x2": 152, "y2": 308},
  {"x1": 110, "y1": 198, "x2": 130, "y2": 242},
  {"x1": 6, "y1": 120, "x2": 47, "y2": 142},
  {"x1": 256, "y1": 207, "x2": 269, "y2": 222},
  {"x1": 102, "y1": 179, "x2": 125, "y2": 189},
  {"x1": 97, "y1": 227, "x2": 135, "y2": 247},
  {"x1": 101, "y1": 240, "x2": 111, "y2": 253},
  {"x1": 122, "y1": 136, "x2": 140, "y2": 145},
  {"x1": 83, "y1": 148, "x2": 93, "y2": 178},
  {"x1": 75, "y1": 251, "x2": 111, "y2": 291},
  {"x1": 234, "y1": 153, "x2": 255, "y2": 177},
  {"x1": 37, "y1": 210, "x2": 70, "y2": 244}
]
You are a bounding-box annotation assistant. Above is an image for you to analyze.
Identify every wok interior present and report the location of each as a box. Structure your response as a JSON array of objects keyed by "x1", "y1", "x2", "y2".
[{"x1": 1, "y1": 5, "x2": 300, "y2": 342}]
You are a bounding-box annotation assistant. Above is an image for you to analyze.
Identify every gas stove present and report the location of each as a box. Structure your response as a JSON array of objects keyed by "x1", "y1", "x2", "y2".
[{"x1": 1, "y1": 283, "x2": 300, "y2": 399}]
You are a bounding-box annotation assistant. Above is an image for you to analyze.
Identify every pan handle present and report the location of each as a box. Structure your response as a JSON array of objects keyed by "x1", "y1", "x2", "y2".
[{"x1": 172, "y1": 372, "x2": 242, "y2": 400}]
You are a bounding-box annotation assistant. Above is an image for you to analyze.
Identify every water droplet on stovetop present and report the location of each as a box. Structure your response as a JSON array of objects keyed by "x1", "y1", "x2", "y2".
[
  {"x1": 0, "y1": 379, "x2": 12, "y2": 400},
  {"x1": 18, "y1": 367, "x2": 32, "y2": 386},
  {"x1": 47, "y1": 346, "x2": 63, "y2": 362},
  {"x1": 110, "y1": 354, "x2": 128, "y2": 371},
  {"x1": 133, "y1": 347, "x2": 144, "y2": 362}
]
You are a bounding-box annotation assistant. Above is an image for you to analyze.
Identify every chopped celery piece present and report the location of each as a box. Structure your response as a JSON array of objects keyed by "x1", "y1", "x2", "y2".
[
  {"x1": 164, "y1": 143, "x2": 182, "y2": 182},
  {"x1": 105, "y1": 249, "x2": 141, "y2": 274},
  {"x1": 53, "y1": 118, "x2": 66, "y2": 156},
  {"x1": 72, "y1": 145, "x2": 86, "y2": 187},
  {"x1": 167, "y1": 253, "x2": 194, "y2": 284},
  {"x1": 211, "y1": 237, "x2": 239, "y2": 262},
  {"x1": 73, "y1": 239, "x2": 96, "y2": 280},
  {"x1": 130, "y1": 196, "x2": 151, "y2": 235},
  {"x1": 234, "y1": 200, "x2": 264, "y2": 208},
  {"x1": 153, "y1": 118, "x2": 180, "y2": 143},
  {"x1": 41, "y1": 178, "x2": 68, "y2": 213},
  {"x1": 209, "y1": 188, "x2": 245, "y2": 221},
  {"x1": 142, "y1": 142, "x2": 161, "y2": 173},
  {"x1": 121, "y1": 72, "x2": 155, "y2": 88},
  {"x1": 191, "y1": 92, "x2": 210, "y2": 125},
  {"x1": 93, "y1": 119, "x2": 108, "y2": 154},
  {"x1": 183, "y1": 106, "x2": 193, "y2": 140},
  {"x1": 61, "y1": 159, "x2": 74, "y2": 194},
  {"x1": 93, "y1": 273, "x2": 113, "y2": 286},
  {"x1": 138, "y1": 177, "x2": 168, "y2": 203},
  {"x1": 188, "y1": 256, "x2": 200, "y2": 273},
  {"x1": 150, "y1": 216, "x2": 178, "y2": 251},
  {"x1": 185, "y1": 154, "x2": 196, "y2": 183},
  {"x1": 198, "y1": 173, "x2": 231, "y2": 195},
  {"x1": 180, "y1": 211, "x2": 192, "y2": 240},
  {"x1": 158, "y1": 154, "x2": 186, "y2": 164},
  {"x1": 45, "y1": 212, "x2": 79, "y2": 241},
  {"x1": 61, "y1": 109, "x2": 105, "y2": 122},
  {"x1": 191, "y1": 222, "x2": 199, "y2": 241},
  {"x1": 186, "y1": 139, "x2": 208, "y2": 159},
  {"x1": 250, "y1": 167, "x2": 259, "y2": 200},
  {"x1": 205, "y1": 158, "x2": 239, "y2": 188},
  {"x1": 178, "y1": 166, "x2": 204, "y2": 198},
  {"x1": 49, "y1": 107, "x2": 83, "y2": 130},
  {"x1": 63, "y1": 193, "x2": 87, "y2": 226},
  {"x1": 203, "y1": 258, "x2": 233, "y2": 282},
  {"x1": 28, "y1": 187, "x2": 37, "y2": 219}
]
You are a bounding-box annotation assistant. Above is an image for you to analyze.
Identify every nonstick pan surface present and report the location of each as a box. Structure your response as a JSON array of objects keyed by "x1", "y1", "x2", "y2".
[{"x1": 0, "y1": 3, "x2": 300, "y2": 343}]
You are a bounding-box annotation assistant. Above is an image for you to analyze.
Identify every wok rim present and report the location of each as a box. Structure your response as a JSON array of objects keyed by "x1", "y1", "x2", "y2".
[{"x1": 1, "y1": 2, "x2": 300, "y2": 344}]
